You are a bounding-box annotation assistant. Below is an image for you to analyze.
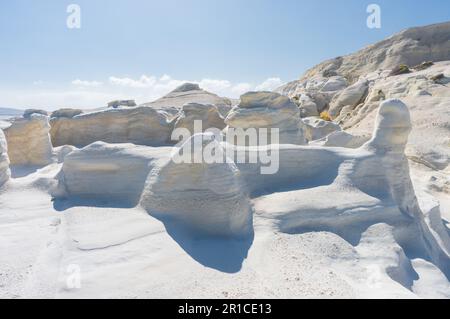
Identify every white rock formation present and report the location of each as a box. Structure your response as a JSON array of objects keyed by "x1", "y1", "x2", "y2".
[
  {"x1": 4, "y1": 114, "x2": 53, "y2": 166},
  {"x1": 224, "y1": 91, "x2": 306, "y2": 145},
  {"x1": 328, "y1": 80, "x2": 368, "y2": 118},
  {"x1": 143, "y1": 83, "x2": 233, "y2": 118},
  {"x1": 340, "y1": 61, "x2": 450, "y2": 170},
  {"x1": 320, "y1": 76, "x2": 348, "y2": 92},
  {"x1": 302, "y1": 117, "x2": 342, "y2": 141},
  {"x1": 0, "y1": 130, "x2": 10, "y2": 186},
  {"x1": 50, "y1": 106, "x2": 172, "y2": 148},
  {"x1": 172, "y1": 103, "x2": 225, "y2": 136},
  {"x1": 140, "y1": 133, "x2": 253, "y2": 237},
  {"x1": 294, "y1": 94, "x2": 319, "y2": 117},
  {"x1": 56, "y1": 142, "x2": 172, "y2": 205},
  {"x1": 249, "y1": 99, "x2": 449, "y2": 274},
  {"x1": 277, "y1": 22, "x2": 450, "y2": 172}
]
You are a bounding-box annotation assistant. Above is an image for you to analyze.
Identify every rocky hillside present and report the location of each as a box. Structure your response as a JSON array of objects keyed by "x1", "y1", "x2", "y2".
[
  {"x1": 278, "y1": 21, "x2": 450, "y2": 93},
  {"x1": 276, "y1": 21, "x2": 450, "y2": 173}
]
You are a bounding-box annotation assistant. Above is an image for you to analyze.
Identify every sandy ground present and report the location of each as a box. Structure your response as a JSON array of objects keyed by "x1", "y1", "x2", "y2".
[{"x1": 0, "y1": 161, "x2": 448, "y2": 299}]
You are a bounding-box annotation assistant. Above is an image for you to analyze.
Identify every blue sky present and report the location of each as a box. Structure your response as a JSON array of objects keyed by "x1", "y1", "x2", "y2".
[{"x1": 1, "y1": 0, "x2": 449, "y2": 109}]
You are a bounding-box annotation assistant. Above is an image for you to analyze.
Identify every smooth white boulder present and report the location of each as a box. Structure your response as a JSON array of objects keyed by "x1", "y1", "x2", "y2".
[
  {"x1": 140, "y1": 134, "x2": 253, "y2": 237},
  {"x1": 225, "y1": 92, "x2": 306, "y2": 145},
  {"x1": 0, "y1": 130, "x2": 10, "y2": 186},
  {"x1": 50, "y1": 106, "x2": 172, "y2": 148},
  {"x1": 4, "y1": 114, "x2": 53, "y2": 165}
]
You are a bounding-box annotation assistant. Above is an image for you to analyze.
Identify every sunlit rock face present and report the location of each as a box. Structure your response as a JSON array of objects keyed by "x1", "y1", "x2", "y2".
[
  {"x1": 224, "y1": 91, "x2": 306, "y2": 146},
  {"x1": 4, "y1": 114, "x2": 53, "y2": 166},
  {"x1": 140, "y1": 133, "x2": 253, "y2": 237},
  {"x1": 302, "y1": 117, "x2": 342, "y2": 141},
  {"x1": 328, "y1": 80, "x2": 369, "y2": 118},
  {"x1": 50, "y1": 106, "x2": 172, "y2": 148},
  {"x1": 172, "y1": 103, "x2": 226, "y2": 139},
  {"x1": 55, "y1": 142, "x2": 172, "y2": 205},
  {"x1": 0, "y1": 130, "x2": 10, "y2": 186}
]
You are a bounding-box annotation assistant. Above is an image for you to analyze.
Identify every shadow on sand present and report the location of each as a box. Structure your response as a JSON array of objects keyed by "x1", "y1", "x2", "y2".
[
  {"x1": 52, "y1": 197, "x2": 138, "y2": 211},
  {"x1": 53, "y1": 197, "x2": 253, "y2": 273},
  {"x1": 10, "y1": 165, "x2": 43, "y2": 178},
  {"x1": 160, "y1": 217, "x2": 254, "y2": 273}
]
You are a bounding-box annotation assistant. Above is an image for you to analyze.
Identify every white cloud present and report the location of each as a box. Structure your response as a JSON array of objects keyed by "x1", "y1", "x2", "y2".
[
  {"x1": 109, "y1": 75, "x2": 156, "y2": 88},
  {"x1": 1, "y1": 75, "x2": 284, "y2": 110},
  {"x1": 198, "y1": 79, "x2": 232, "y2": 93},
  {"x1": 231, "y1": 82, "x2": 253, "y2": 96},
  {"x1": 159, "y1": 74, "x2": 172, "y2": 82},
  {"x1": 72, "y1": 79, "x2": 103, "y2": 87},
  {"x1": 255, "y1": 77, "x2": 283, "y2": 91}
]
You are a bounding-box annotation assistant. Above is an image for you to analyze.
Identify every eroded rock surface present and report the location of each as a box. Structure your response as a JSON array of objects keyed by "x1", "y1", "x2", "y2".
[
  {"x1": 50, "y1": 107, "x2": 172, "y2": 148},
  {"x1": 225, "y1": 92, "x2": 306, "y2": 145},
  {"x1": 4, "y1": 114, "x2": 53, "y2": 165},
  {"x1": 140, "y1": 134, "x2": 253, "y2": 237}
]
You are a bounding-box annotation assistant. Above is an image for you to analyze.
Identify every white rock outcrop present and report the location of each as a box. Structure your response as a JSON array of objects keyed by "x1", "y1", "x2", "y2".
[
  {"x1": 56, "y1": 142, "x2": 172, "y2": 205},
  {"x1": 140, "y1": 134, "x2": 253, "y2": 237},
  {"x1": 172, "y1": 103, "x2": 225, "y2": 137},
  {"x1": 249, "y1": 99, "x2": 449, "y2": 274},
  {"x1": 50, "y1": 106, "x2": 172, "y2": 148},
  {"x1": 302, "y1": 117, "x2": 342, "y2": 141},
  {"x1": 328, "y1": 80, "x2": 368, "y2": 118},
  {"x1": 0, "y1": 130, "x2": 10, "y2": 186},
  {"x1": 295, "y1": 94, "x2": 319, "y2": 117},
  {"x1": 320, "y1": 76, "x2": 348, "y2": 92},
  {"x1": 224, "y1": 92, "x2": 306, "y2": 145},
  {"x1": 334, "y1": 62, "x2": 450, "y2": 171},
  {"x1": 4, "y1": 114, "x2": 53, "y2": 165}
]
